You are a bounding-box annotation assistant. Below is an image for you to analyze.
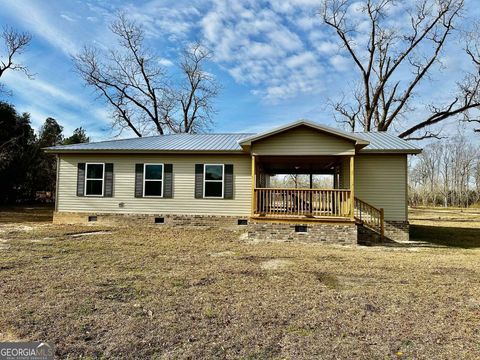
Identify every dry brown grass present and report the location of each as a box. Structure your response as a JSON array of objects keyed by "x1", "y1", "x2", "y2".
[{"x1": 0, "y1": 207, "x2": 479, "y2": 359}]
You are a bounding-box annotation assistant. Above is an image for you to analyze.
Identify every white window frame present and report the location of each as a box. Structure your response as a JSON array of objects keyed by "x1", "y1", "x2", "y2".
[
  {"x1": 203, "y1": 164, "x2": 224, "y2": 199},
  {"x1": 143, "y1": 163, "x2": 164, "y2": 198},
  {"x1": 85, "y1": 162, "x2": 105, "y2": 197}
]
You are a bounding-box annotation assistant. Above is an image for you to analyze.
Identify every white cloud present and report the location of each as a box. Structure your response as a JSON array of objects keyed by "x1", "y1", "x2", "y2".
[
  {"x1": 285, "y1": 52, "x2": 317, "y2": 68},
  {"x1": 2, "y1": 1, "x2": 79, "y2": 55},
  {"x1": 268, "y1": 0, "x2": 319, "y2": 14},
  {"x1": 329, "y1": 54, "x2": 351, "y2": 72},
  {"x1": 266, "y1": 29, "x2": 303, "y2": 52},
  {"x1": 121, "y1": 1, "x2": 202, "y2": 39},
  {"x1": 60, "y1": 14, "x2": 76, "y2": 22},
  {"x1": 158, "y1": 58, "x2": 174, "y2": 67},
  {"x1": 2, "y1": 71, "x2": 110, "y2": 136},
  {"x1": 296, "y1": 16, "x2": 318, "y2": 30},
  {"x1": 316, "y1": 41, "x2": 339, "y2": 54},
  {"x1": 198, "y1": 0, "x2": 328, "y2": 100}
]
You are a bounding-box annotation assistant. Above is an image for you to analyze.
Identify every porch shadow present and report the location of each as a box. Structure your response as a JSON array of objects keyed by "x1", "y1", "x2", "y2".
[
  {"x1": 364, "y1": 224, "x2": 480, "y2": 249},
  {"x1": 408, "y1": 224, "x2": 480, "y2": 249}
]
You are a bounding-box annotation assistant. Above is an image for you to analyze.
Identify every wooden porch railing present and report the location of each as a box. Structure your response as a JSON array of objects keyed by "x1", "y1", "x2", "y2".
[
  {"x1": 254, "y1": 188, "x2": 351, "y2": 217},
  {"x1": 354, "y1": 197, "x2": 384, "y2": 237}
]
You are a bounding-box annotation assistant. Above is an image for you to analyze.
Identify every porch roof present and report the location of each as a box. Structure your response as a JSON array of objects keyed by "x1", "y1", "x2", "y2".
[{"x1": 238, "y1": 120, "x2": 370, "y2": 148}]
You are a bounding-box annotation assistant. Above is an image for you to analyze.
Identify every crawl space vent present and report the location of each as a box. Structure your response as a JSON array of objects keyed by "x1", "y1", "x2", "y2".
[{"x1": 295, "y1": 225, "x2": 308, "y2": 233}]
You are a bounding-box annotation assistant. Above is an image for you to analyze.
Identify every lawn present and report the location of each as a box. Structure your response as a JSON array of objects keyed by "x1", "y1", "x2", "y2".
[{"x1": 0, "y1": 207, "x2": 479, "y2": 359}]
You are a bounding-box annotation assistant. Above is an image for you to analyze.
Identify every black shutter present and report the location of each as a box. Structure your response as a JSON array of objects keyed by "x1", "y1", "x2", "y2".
[
  {"x1": 224, "y1": 164, "x2": 234, "y2": 199},
  {"x1": 135, "y1": 164, "x2": 144, "y2": 197},
  {"x1": 77, "y1": 163, "x2": 85, "y2": 197},
  {"x1": 195, "y1": 164, "x2": 204, "y2": 198},
  {"x1": 104, "y1": 163, "x2": 114, "y2": 197},
  {"x1": 163, "y1": 164, "x2": 173, "y2": 198}
]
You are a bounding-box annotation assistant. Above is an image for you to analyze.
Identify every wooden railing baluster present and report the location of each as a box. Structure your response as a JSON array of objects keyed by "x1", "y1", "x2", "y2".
[{"x1": 253, "y1": 188, "x2": 353, "y2": 218}]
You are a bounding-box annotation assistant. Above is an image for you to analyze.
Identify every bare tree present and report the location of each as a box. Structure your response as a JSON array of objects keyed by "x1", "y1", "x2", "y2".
[
  {"x1": 321, "y1": 0, "x2": 480, "y2": 139},
  {"x1": 73, "y1": 13, "x2": 217, "y2": 136},
  {"x1": 0, "y1": 26, "x2": 32, "y2": 91},
  {"x1": 177, "y1": 44, "x2": 218, "y2": 133}
]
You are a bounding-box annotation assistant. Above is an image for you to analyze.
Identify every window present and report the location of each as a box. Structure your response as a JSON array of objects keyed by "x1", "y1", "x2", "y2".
[
  {"x1": 144, "y1": 164, "x2": 163, "y2": 197},
  {"x1": 85, "y1": 163, "x2": 104, "y2": 196},
  {"x1": 204, "y1": 164, "x2": 224, "y2": 198}
]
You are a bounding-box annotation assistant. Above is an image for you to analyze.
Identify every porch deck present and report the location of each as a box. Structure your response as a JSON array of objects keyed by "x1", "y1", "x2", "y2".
[
  {"x1": 252, "y1": 188, "x2": 385, "y2": 237},
  {"x1": 250, "y1": 154, "x2": 385, "y2": 237}
]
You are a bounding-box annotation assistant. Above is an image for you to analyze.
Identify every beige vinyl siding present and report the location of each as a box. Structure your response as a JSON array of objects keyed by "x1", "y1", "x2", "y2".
[
  {"x1": 251, "y1": 126, "x2": 355, "y2": 156},
  {"x1": 352, "y1": 154, "x2": 408, "y2": 221},
  {"x1": 57, "y1": 154, "x2": 251, "y2": 216},
  {"x1": 338, "y1": 157, "x2": 351, "y2": 189}
]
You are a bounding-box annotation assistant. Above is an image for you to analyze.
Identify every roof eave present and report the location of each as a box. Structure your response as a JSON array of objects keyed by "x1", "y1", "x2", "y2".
[
  {"x1": 44, "y1": 149, "x2": 248, "y2": 154},
  {"x1": 358, "y1": 149, "x2": 422, "y2": 154}
]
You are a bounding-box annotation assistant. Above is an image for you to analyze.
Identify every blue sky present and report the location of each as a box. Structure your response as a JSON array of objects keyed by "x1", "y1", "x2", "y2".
[{"x1": 1, "y1": 0, "x2": 479, "y2": 142}]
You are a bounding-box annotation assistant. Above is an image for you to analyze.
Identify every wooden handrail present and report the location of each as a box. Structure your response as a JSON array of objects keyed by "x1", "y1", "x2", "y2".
[
  {"x1": 354, "y1": 197, "x2": 384, "y2": 238},
  {"x1": 255, "y1": 187, "x2": 349, "y2": 192},
  {"x1": 254, "y1": 188, "x2": 351, "y2": 218}
]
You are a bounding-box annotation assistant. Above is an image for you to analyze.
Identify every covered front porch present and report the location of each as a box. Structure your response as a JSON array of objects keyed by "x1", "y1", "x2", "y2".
[{"x1": 251, "y1": 155, "x2": 355, "y2": 220}]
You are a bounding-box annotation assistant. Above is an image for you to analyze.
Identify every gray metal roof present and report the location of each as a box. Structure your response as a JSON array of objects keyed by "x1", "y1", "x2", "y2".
[
  {"x1": 354, "y1": 132, "x2": 421, "y2": 153},
  {"x1": 47, "y1": 133, "x2": 254, "y2": 152},
  {"x1": 46, "y1": 125, "x2": 421, "y2": 154}
]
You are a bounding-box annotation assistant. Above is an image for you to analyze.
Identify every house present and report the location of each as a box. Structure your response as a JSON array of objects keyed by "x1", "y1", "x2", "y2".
[{"x1": 45, "y1": 120, "x2": 421, "y2": 244}]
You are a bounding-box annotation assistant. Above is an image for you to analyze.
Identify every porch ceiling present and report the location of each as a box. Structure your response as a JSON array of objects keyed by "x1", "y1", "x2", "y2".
[{"x1": 257, "y1": 155, "x2": 344, "y2": 174}]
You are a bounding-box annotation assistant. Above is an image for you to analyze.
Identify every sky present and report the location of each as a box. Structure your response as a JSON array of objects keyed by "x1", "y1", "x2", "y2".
[{"x1": 0, "y1": 0, "x2": 479, "y2": 143}]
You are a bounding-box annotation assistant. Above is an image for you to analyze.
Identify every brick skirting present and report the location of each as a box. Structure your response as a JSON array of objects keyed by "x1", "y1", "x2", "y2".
[
  {"x1": 358, "y1": 221, "x2": 410, "y2": 244},
  {"x1": 385, "y1": 221, "x2": 410, "y2": 241},
  {"x1": 53, "y1": 211, "x2": 407, "y2": 244},
  {"x1": 53, "y1": 211, "x2": 246, "y2": 229},
  {"x1": 247, "y1": 220, "x2": 357, "y2": 244}
]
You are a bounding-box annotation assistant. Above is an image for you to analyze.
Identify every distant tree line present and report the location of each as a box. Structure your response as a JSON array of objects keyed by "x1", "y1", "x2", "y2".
[
  {"x1": 409, "y1": 134, "x2": 480, "y2": 207},
  {"x1": 269, "y1": 175, "x2": 334, "y2": 189},
  {"x1": 0, "y1": 101, "x2": 89, "y2": 204}
]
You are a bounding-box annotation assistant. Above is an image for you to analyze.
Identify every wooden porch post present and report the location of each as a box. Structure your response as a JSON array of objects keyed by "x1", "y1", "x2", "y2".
[
  {"x1": 309, "y1": 173, "x2": 313, "y2": 216},
  {"x1": 350, "y1": 156, "x2": 355, "y2": 220},
  {"x1": 251, "y1": 155, "x2": 256, "y2": 216}
]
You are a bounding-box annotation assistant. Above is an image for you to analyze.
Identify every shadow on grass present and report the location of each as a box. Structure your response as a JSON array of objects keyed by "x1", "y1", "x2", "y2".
[
  {"x1": 0, "y1": 204, "x2": 54, "y2": 224},
  {"x1": 409, "y1": 224, "x2": 480, "y2": 249}
]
